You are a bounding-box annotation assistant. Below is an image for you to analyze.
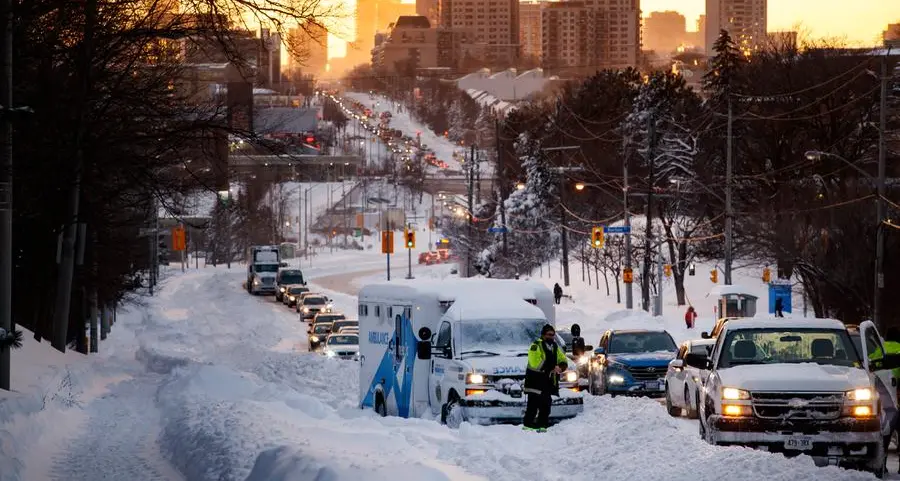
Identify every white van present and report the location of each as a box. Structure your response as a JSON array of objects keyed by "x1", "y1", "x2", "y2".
[{"x1": 357, "y1": 279, "x2": 584, "y2": 427}]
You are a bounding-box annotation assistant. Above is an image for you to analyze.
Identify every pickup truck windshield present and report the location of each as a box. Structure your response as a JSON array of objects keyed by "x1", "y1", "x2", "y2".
[
  {"x1": 457, "y1": 319, "x2": 546, "y2": 355},
  {"x1": 719, "y1": 328, "x2": 861, "y2": 368},
  {"x1": 609, "y1": 332, "x2": 677, "y2": 354}
]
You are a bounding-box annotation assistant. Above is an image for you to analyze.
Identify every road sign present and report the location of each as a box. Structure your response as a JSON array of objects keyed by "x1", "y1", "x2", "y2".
[
  {"x1": 381, "y1": 231, "x2": 394, "y2": 254},
  {"x1": 623, "y1": 268, "x2": 634, "y2": 284},
  {"x1": 488, "y1": 226, "x2": 509, "y2": 234},
  {"x1": 171, "y1": 227, "x2": 186, "y2": 251},
  {"x1": 603, "y1": 226, "x2": 631, "y2": 234}
]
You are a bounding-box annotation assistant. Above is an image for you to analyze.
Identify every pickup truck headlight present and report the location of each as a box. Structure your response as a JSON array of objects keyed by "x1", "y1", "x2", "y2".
[
  {"x1": 846, "y1": 388, "x2": 873, "y2": 401},
  {"x1": 564, "y1": 371, "x2": 578, "y2": 383},
  {"x1": 466, "y1": 373, "x2": 484, "y2": 384},
  {"x1": 722, "y1": 387, "x2": 751, "y2": 400},
  {"x1": 722, "y1": 404, "x2": 752, "y2": 417}
]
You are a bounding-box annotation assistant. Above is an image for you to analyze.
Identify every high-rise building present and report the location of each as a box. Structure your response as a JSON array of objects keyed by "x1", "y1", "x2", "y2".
[
  {"x1": 643, "y1": 11, "x2": 685, "y2": 54},
  {"x1": 439, "y1": 0, "x2": 520, "y2": 66},
  {"x1": 705, "y1": 0, "x2": 767, "y2": 55},
  {"x1": 520, "y1": 1, "x2": 543, "y2": 61},
  {"x1": 353, "y1": 0, "x2": 417, "y2": 66},
  {"x1": 371, "y1": 16, "x2": 475, "y2": 73},
  {"x1": 885, "y1": 23, "x2": 900, "y2": 47},
  {"x1": 697, "y1": 15, "x2": 706, "y2": 50},
  {"x1": 583, "y1": 0, "x2": 641, "y2": 69},
  {"x1": 288, "y1": 21, "x2": 328, "y2": 76},
  {"x1": 417, "y1": 0, "x2": 440, "y2": 27}
]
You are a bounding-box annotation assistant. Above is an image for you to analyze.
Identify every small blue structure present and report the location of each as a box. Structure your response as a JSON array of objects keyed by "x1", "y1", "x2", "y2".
[{"x1": 768, "y1": 281, "x2": 792, "y2": 314}]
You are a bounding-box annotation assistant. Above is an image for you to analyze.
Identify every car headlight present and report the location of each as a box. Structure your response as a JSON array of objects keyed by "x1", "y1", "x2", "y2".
[
  {"x1": 577, "y1": 354, "x2": 590, "y2": 366},
  {"x1": 466, "y1": 373, "x2": 484, "y2": 384},
  {"x1": 310, "y1": 336, "x2": 318, "y2": 342},
  {"x1": 253, "y1": 279, "x2": 260, "y2": 285},
  {"x1": 722, "y1": 404, "x2": 752, "y2": 417},
  {"x1": 608, "y1": 374, "x2": 625, "y2": 384},
  {"x1": 303, "y1": 307, "x2": 309, "y2": 313},
  {"x1": 722, "y1": 387, "x2": 751, "y2": 400},
  {"x1": 325, "y1": 350, "x2": 336, "y2": 357},
  {"x1": 564, "y1": 371, "x2": 578, "y2": 383},
  {"x1": 280, "y1": 287, "x2": 286, "y2": 292},
  {"x1": 846, "y1": 388, "x2": 873, "y2": 401},
  {"x1": 289, "y1": 296, "x2": 295, "y2": 301}
]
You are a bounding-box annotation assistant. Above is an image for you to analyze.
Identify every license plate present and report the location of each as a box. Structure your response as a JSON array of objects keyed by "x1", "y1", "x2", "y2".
[
  {"x1": 784, "y1": 436, "x2": 813, "y2": 451},
  {"x1": 645, "y1": 381, "x2": 661, "y2": 390}
]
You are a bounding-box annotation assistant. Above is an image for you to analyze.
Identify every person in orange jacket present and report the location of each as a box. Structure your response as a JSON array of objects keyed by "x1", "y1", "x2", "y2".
[{"x1": 685, "y1": 306, "x2": 697, "y2": 329}]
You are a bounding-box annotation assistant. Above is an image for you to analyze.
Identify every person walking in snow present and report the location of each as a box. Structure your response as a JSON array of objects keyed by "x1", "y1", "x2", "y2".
[
  {"x1": 774, "y1": 297, "x2": 784, "y2": 317},
  {"x1": 523, "y1": 324, "x2": 568, "y2": 431},
  {"x1": 553, "y1": 283, "x2": 563, "y2": 305},
  {"x1": 684, "y1": 306, "x2": 697, "y2": 329}
]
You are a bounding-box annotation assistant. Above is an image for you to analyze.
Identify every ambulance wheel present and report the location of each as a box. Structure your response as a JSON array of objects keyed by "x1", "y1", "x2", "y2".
[
  {"x1": 374, "y1": 393, "x2": 387, "y2": 417},
  {"x1": 441, "y1": 393, "x2": 464, "y2": 428}
]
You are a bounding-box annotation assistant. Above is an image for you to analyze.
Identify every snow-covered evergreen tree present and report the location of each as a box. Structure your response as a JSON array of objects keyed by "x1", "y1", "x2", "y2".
[
  {"x1": 476, "y1": 132, "x2": 558, "y2": 277},
  {"x1": 447, "y1": 99, "x2": 467, "y2": 142}
]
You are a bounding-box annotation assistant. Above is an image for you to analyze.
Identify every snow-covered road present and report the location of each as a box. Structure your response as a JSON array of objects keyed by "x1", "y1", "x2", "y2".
[{"x1": 1, "y1": 250, "x2": 889, "y2": 481}]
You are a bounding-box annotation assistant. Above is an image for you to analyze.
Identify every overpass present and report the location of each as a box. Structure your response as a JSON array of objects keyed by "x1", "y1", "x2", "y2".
[
  {"x1": 229, "y1": 153, "x2": 365, "y2": 181},
  {"x1": 422, "y1": 175, "x2": 496, "y2": 195}
]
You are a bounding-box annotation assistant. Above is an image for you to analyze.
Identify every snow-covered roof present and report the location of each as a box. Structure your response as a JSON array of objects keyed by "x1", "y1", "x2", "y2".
[
  {"x1": 443, "y1": 294, "x2": 546, "y2": 321},
  {"x1": 708, "y1": 284, "x2": 757, "y2": 298},
  {"x1": 359, "y1": 279, "x2": 551, "y2": 303},
  {"x1": 723, "y1": 317, "x2": 845, "y2": 331}
]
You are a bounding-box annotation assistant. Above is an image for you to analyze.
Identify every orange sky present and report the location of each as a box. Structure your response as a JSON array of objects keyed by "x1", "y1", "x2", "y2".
[{"x1": 327, "y1": 0, "x2": 899, "y2": 58}]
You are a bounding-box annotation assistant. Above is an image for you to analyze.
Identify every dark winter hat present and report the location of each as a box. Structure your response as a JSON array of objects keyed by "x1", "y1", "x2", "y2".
[{"x1": 541, "y1": 324, "x2": 555, "y2": 335}]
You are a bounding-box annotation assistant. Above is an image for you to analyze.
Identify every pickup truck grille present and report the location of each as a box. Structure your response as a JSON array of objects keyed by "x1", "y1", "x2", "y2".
[
  {"x1": 626, "y1": 366, "x2": 666, "y2": 381},
  {"x1": 750, "y1": 392, "x2": 843, "y2": 420}
]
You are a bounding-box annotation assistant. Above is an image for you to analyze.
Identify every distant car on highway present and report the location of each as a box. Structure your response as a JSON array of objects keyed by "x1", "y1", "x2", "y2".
[
  {"x1": 329, "y1": 319, "x2": 358, "y2": 335},
  {"x1": 282, "y1": 285, "x2": 310, "y2": 308},
  {"x1": 308, "y1": 322, "x2": 334, "y2": 351},
  {"x1": 323, "y1": 333, "x2": 359, "y2": 360}
]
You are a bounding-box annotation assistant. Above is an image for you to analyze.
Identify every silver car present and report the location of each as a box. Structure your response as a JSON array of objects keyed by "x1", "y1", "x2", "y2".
[{"x1": 664, "y1": 338, "x2": 715, "y2": 418}]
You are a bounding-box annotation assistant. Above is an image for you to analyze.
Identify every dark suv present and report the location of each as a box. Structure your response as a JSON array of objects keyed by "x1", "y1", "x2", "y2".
[{"x1": 274, "y1": 269, "x2": 305, "y2": 302}]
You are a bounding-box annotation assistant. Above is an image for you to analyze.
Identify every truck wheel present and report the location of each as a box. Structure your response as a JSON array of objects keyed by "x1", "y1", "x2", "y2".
[
  {"x1": 445, "y1": 400, "x2": 464, "y2": 429},
  {"x1": 665, "y1": 385, "x2": 680, "y2": 417},
  {"x1": 684, "y1": 387, "x2": 698, "y2": 419},
  {"x1": 869, "y1": 437, "x2": 887, "y2": 478}
]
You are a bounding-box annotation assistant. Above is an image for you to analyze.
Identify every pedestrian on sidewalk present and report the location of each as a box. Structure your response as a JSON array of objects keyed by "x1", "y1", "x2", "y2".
[
  {"x1": 553, "y1": 283, "x2": 563, "y2": 305},
  {"x1": 774, "y1": 297, "x2": 784, "y2": 317},
  {"x1": 685, "y1": 306, "x2": 697, "y2": 329}
]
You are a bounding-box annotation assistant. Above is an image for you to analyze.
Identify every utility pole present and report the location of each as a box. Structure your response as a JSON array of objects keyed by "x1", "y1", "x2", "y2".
[
  {"x1": 655, "y1": 251, "x2": 664, "y2": 316},
  {"x1": 624, "y1": 155, "x2": 633, "y2": 309},
  {"x1": 724, "y1": 97, "x2": 734, "y2": 285},
  {"x1": 874, "y1": 58, "x2": 888, "y2": 333},
  {"x1": 0, "y1": 0, "x2": 13, "y2": 389},
  {"x1": 53, "y1": 0, "x2": 95, "y2": 353},
  {"x1": 496, "y1": 119, "x2": 508, "y2": 256},
  {"x1": 642, "y1": 115, "x2": 656, "y2": 312},
  {"x1": 466, "y1": 144, "x2": 475, "y2": 277},
  {"x1": 559, "y1": 175, "x2": 570, "y2": 287}
]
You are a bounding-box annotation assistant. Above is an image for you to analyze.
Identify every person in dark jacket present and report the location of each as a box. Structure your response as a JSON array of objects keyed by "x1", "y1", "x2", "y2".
[
  {"x1": 774, "y1": 297, "x2": 784, "y2": 317},
  {"x1": 523, "y1": 324, "x2": 568, "y2": 431},
  {"x1": 553, "y1": 283, "x2": 563, "y2": 304}
]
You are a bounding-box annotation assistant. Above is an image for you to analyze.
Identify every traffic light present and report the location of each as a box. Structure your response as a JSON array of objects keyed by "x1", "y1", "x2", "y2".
[
  {"x1": 664, "y1": 264, "x2": 672, "y2": 277},
  {"x1": 710, "y1": 269, "x2": 718, "y2": 284},
  {"x1": 591, "y1": 227, "x2": 604, "y2": 248},
  {"x1": 762, "y1": 267, "x2": 771, "y2": 283},
  {"x1": 405, "y1": 229, "x2": 416, "y2": 249}
]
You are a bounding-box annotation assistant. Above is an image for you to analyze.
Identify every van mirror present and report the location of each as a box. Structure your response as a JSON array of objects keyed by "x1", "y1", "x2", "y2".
[
  {"x1": 584, "y1": 345, "x2": 594, "y2": 352},
  {"x1": 684, "y1": 352, "x2": 710, "y2": 370},
  {"x1": 571, "y1": 324, "x2": 581, "y2": 337},
  {"x1": 416, "y1": 340, "x2": 432, "y2": 360},
  {"x1": 701, "y1": 331, "x2": 711, "y2": 339},
  {"x1": 872, "y1": 353, "x2": 900, "y2": 371}
]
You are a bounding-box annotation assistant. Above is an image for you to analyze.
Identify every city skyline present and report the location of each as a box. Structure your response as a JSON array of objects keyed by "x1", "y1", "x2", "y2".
[{"x1": 327, "y1": 0, "x2": 898, "y2": 59}]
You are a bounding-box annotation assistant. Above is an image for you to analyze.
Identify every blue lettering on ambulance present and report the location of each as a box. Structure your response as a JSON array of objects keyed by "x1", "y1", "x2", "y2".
[
  {"x1": 369, "y1": 331, "x2": 391, "y2": 344},
  {"x1": 493, "y1": 366, "x2": 525, "y2": 375}
]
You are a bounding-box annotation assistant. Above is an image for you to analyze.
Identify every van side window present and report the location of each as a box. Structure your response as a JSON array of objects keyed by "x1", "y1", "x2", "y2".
[
  {"x1": 394, "y1": 313, "x2": 403, "y2": 362},
  {"x1": 435, "y1": 322, "x2": 451, "y2": 350},
  {"x1": 375, "y1": 305, "x2": 381, "y2": 318}
]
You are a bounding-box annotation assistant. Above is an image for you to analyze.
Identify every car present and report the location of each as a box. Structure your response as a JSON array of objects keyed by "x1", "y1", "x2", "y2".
[
  {"x1": 295, "y1": 291, "x2": 324, "y2": 312},
  {"x1": 587, "y1": 329, "x2": 678, "y2": 397},
  {"x1": 688, "y1": 318, "x2": 899, "y2": 477},
  {"x1": 329, "y1": 319, "x2": 358, "y2": 335},
  {"x1": 308, "y1": 322, "x2": 334, "y2": 350},
  {"x1": 339, "y1": 327, "x2": 359, "y2": 334},
  {"x1": 282, "y1": 285, "x2": 310, "y2": 307},
  {"x1": 322, "y1": 333, "x2": 359, "y2": 360},
  {"x1": 308, "y1": 313, "x2": 346, "y2": 333},
  {"x1": 555, "y1": 325, "x2": 593, "y2": 385},
  {"x1": 665, "y1": 338, "x2": 715, "y2": 418},
  {"x1": 298, "y1": 295, "x2": 331, "y2": 320},
  {"x1": 274, "y1": 268, "x2": 305, "y2": 302},
  {"x1": 701, "y1": 317, "x2": 742, "y2": 340}
]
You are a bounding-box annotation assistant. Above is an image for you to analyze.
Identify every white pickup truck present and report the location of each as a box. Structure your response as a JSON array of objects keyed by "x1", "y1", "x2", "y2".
[{"x1": 685, "y1": 318, "x2": 900, "y2": 477}]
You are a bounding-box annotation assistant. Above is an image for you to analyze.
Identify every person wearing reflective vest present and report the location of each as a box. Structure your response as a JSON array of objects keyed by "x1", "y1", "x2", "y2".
[
  {"x1": 870, "y1": 328, "x2": 900, "y2": 473},
  {"x1": 522, "y1": 324, "x2": 568, "y2": 431}
]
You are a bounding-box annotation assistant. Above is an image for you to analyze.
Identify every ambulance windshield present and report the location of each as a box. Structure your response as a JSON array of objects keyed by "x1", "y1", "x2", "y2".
[{"x1": 457, "y1": 319, "x2": 545, "y2": 357}]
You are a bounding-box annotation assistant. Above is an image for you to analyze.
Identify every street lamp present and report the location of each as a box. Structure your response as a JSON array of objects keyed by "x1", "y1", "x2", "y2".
[
  {"x1": 574, "y1": 182, "x2": 586, "y2": 191},
  {"x1": 516, "y1": 183, "x2": 526, "y2": 190},
  {"x1": 803, "y1": 150, "x2": 885, "y2": 332}
]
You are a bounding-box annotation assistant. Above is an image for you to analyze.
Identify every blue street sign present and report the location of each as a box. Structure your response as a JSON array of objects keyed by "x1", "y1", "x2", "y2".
[
  {"x1": 488, "y1": 226, "x2": 509, "y2": 234},
  {"x1": 603, "y1": 226, "x2": 631, "y2": 234}
]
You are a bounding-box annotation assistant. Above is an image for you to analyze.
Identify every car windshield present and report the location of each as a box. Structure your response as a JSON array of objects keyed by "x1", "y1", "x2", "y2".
[
  {"x1": 255, "y1": 264, "x2": 279, "y2": 273},
  {"x1": 332, "y1": 321, "x2": 357, "y2": 331},
  {"x1": 456, "y1": 319, "x2": 546, "y2": 356},
  {"x1": 314, "y1": 323, "x2": 333, "y2": 333},
  {"x1": 327, "y1": 335, "x2": 358, "y2": 345},
  {"x1": 279, "y1": 272, "x2": 304, "y2": 284},
  {"x1": 317, "y1": 315, "x2": 345, "y2": 323},
  {"x1": 288, "y1": 287, "x2": 308, "y2": 295},
  {"x1": 305, "y1": 297, "x2": 326, "y2": 305},
  {"x1": 719, "y1": 328, "x2": 861, "y2": 368},
  {"x1": 609, "y1": 332, "x2": 677, "y2": 354}
]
